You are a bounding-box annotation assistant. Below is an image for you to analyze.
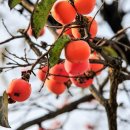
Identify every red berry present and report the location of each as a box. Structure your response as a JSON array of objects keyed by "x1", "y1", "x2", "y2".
[
  {"x1": 49, "y1": 63, "x2": 69, "y2": 83},
  {"x1": 37, "y1": 66, "x2": 48, "y2": 81},
  {"x1": 64, "y1": 59, "x2": 90, "y2": 75},
  {"x1": 45, "y1": 79, "x2": 66, "y2": 95},
  {"x1": 51, "y1": 0, "x2": 76, "y2": 24},
  {"x1": 74, "y1": 0, "x2": 96, "y2": 14},
  {"x1": 65, "y1": 40, "x2": 91, "y2": 63},
  {"x1": 7, "y1": 79, "x2": 31, "y2": 102}
]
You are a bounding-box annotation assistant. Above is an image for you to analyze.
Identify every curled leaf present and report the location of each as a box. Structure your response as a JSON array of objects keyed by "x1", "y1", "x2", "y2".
[
  {"x1": 0, "y1": 91, "x2": 10, "y2": 128},
  {"x1": 8, "y1": 0, "x2": 21, "y2": 9},
  {"x1": 103, "y1": 46, "x2": 118, "y2": 58},
  {"x1": 49, "y1": 36, "x2": 70, "y2": 67},
  {"x1": 32, "y1": 0, "x2": 55, "y2": 38}
]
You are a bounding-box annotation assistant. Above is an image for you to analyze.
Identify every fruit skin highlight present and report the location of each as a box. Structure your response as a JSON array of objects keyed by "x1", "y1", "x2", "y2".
[
  {"x1": 45, "y1": 79, "x2": 66, "y2": 95},
  {"x1": 51, "y1": 0, "x2": 76, "y2": 25},
  {"x1": 49, "y1": 63, "x2": 69, "y2": 83},
  {"x1": 65, "y1": 40, "x2": 91, "y2": 63},
  {"x1": 64, "y1": 59, "x2": 90, "y2": 75},
  {"x1": 37, "y1": 66, "x2": 48, "y2": 81},
  {"x1": 71, "y1": 16, "x2": 98, "y2": 38},
  {"x1": 7, "y1": 79, "x2": 31, "y2": 102},
  {"x1": 74, "y1": 0, "x2": 96, "y2": 14}
]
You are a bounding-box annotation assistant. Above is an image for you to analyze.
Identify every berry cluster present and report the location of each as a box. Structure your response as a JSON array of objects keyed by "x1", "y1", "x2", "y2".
[
  {"x1": 37, "y1": 44, "x2": 103, "y2": 95},
  {"x1": 6, "y1": 0, "x2": 104, "y2": 102},
  {"x1": 51, "y1": 0, "x2": 96, "y2": 25},
  {"x1": 36, "y1": 0, "x2": 103, "y2": 95},
  {"x1": 51, "y1": 0, "x2": 97, "y2": 38}
]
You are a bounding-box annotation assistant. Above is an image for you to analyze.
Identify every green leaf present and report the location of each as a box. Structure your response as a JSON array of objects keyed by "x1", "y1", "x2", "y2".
[
  {"x1": 103, "y1": 46, "x2": 118, "y2": 58},
  {"x1": 8, "y1": 0, "x2": 21, "y2": 9},
  {"x1": 49, "y1": 36, "x2": 70, "y2": 67},
  {"x1": 31, "y1": 0, "x2": 55, "y2": 38},
  {"x1": 0, "y1": 91, "x2": 10, "y2": 128}
]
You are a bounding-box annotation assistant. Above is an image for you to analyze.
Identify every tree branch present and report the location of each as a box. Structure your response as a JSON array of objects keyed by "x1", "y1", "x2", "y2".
[
  {"x1": 16, "y1": 94, "x2": 93, "y2": 130},
  {"x1": 89, "y1": 85, "x2": 107, "y2": 106},
  {"x1": 105, "y1": 68, "x2": 121, "y2": 130}
]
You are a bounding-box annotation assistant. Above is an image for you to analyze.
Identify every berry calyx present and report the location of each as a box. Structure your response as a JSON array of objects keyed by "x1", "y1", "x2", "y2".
[
  {"x1": 71, "y1": 16, "x2": 98, "y2": 38},
  {"x1": 70, "y1": 74, "x2": 93, "y2": 88}
]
